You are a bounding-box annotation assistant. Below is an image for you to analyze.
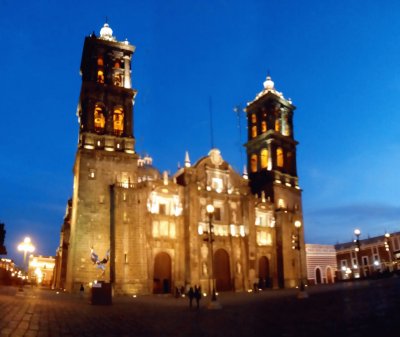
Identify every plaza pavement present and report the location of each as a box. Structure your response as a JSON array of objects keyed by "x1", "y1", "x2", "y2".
[{"x1": 1, "y1": 277, "x2": 400, "y2": 337}]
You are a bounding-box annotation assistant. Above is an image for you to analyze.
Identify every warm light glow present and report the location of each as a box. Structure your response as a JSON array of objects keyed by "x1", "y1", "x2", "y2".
[
  {"x1": 260, "y1": 148, "x2": 268, "y2": 169},
  {"x1": 94, "y1": 105, "x2": 105, "y2": 133},
  {"x1": 250, "y1": 154, "x2": 257, "y2": 172},
  {"x1": 354, "y1": 229, "x2": 361, "y2": 236},
  {"x1": 294, "y1": 220, "x2": 301, "y2": 228},
  {"x1": 113, "y1": 107, "x2": 124, "y2": 136},
  {"x1": 385, "y1": 232, "x2": 390, "y2": 238},
  {"x1": 17, "y1": 237, "x2": 35, "y2": 253},
  {"x1": 206, "y1": 204, "x2": 215, "y2": 214},
  {"x1": 276, "y1": 147, "x2": 284, "y2": 167}
]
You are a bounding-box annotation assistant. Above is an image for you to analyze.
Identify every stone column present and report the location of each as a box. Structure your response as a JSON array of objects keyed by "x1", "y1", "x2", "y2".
[{"x1": 123, "y1": 55, "x2": 131, "y2": 89}]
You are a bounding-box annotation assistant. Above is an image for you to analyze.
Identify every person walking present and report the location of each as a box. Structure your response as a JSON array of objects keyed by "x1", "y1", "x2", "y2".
[
  {"x1": 188, "y1": 287, "x2": 194, "y2": 308},
  {"x1": 194, "y1": 285, "x2": 202, "y2": 309},
  {"x1": 79, "y1": 284, "x2": 84, "y2": 299}
]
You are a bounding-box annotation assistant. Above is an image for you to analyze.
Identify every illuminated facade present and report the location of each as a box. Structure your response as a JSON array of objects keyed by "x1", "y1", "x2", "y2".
[
  {"x1": 28, "y1": 255, "x2": 55, "y2": 286},
  {"x1": 55, "y1": 24, "x2": 307, "y2": 294},
  {"x1": 335, "y1": 232, "x2": 400, "y2": 280},
  {"x1": 305, "y1": 244, "x2": 337, "y2": 285}
]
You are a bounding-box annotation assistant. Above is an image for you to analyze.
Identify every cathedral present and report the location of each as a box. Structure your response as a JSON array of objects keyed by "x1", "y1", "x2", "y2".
[{"x1": 53, "y1": 23, "x2": 306, "y2": 295}]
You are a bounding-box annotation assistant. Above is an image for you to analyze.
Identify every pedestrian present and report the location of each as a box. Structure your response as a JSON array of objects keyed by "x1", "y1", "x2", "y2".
[
  {"x1": 79, "y1": 283, "x2": 84, "y2": 299},
  {"x1": 194, "y1": 285, "x2": 202, "y2": 309},
  {"x1": 188, "y1": 287, "x2": 194, "y2": 308}
]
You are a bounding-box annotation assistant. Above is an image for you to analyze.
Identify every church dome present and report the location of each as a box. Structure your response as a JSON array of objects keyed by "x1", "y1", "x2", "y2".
[
  {"x1": 263, "y1": 76, "x2": 275, "y2": 90},
  {"x1": 99, "y1": 23, "x2": 115, "y2": 41}
]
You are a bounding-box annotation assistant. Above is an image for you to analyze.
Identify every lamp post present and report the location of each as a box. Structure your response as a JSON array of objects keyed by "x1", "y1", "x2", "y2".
[
  {"x1": 17, "y1": 237, "x2": 35, "y2": 272},
  {"x1": 353, "y1": 229, "x2": 362, "y2": 278},
  {"x1": 384, "y1": 232, "x2": 392, "y2": 272},
  {"x1": 204, "y1": 204, "x2": 221, "y2": 309},
  {"x1": 293, "y1": 220, "x2": 308, "y2": 299}
]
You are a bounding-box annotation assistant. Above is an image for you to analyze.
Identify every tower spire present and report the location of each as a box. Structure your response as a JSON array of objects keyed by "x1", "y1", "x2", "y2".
[{"x1": 184, "y1": 151, "x2": 191, "y2": 167}]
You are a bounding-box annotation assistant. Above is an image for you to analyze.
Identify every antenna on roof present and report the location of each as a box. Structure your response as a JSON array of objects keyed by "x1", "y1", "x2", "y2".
[
  {"x1": 234, "y1": 104, "x2": 244, "y2": 170},
  {"x1": 209, "y1": 96, "x2": 215, "y2": 149}
]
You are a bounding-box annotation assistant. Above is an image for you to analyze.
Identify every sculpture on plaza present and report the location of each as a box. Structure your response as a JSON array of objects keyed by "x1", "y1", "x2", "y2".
[{"x1": 90, "y1": 247, "x2": 110, "y2": 277}]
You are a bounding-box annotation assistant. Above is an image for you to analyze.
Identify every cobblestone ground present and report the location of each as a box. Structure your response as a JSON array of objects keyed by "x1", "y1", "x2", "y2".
[{"x1": 1, "y1": 277, "x2": 400, "y2": 337}]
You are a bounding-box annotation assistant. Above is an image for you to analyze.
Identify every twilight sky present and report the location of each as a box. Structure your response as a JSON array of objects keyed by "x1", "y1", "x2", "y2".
[{"x1": 1, "y1": 0, "x2": 400, "y2": 265}]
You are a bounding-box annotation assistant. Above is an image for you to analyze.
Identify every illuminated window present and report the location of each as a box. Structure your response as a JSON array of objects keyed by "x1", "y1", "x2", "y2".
[
  {"x1": 257, "y1": 231, "x2": 272, "y2": 246},
  {"x1": 275, "y1": 118, "x2": 280, "y2": 132},
  {"x1": 114, "y1": 73, "x2": 122, "y2": 87},
  {"x1": 88, "y1": 169, "x2": 96, "y2": 179},
  {"x1": 250, "y1": 154, "x2": 257, "y2": 172},
  {"x1": 277, "y1": 147, "x2": 284, "y2": 167},
  {"x1": 114, "y1": 61, "x2": 120, "y2": 68},
  {"x1": 211, "y1": 177, "x2": 223, "y2": 193},
  {"x1": 260, "y1": 148, "x2": 268, "y2": 169},
  {"x1": 251, "y1": 113, "x2": 257, "y2": 123},
  {"x1": 94, "y1": 105, "x2": 105, "y2": 133},
  {"x1": 160, "y1": 221, "x2": 169, "y2": 236},
  {"x1": 261, "y1": 121, "x2": 267, "y2": 132},
  {"x1": 97, "y1": 70, "x2": 104, "y2": 84},
  {"x1": 113, "y1": 107, "x2": 124, "y2": 136},
  {"x1": 97, "y1": 57, "x2": 104, "y2": 66},
  {"x1": 251, "y1": 126, "x2": 257, "y2": 138}
]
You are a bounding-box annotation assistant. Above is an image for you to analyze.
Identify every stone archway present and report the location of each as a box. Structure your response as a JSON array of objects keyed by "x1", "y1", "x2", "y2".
[
  {"x1": 153, "y1": 252, "x2": 172, "y2": 294},
  {"x1": 258, "y1": 256, "x2": 271, "y2": 288},
  {"x1": 214, "y1": 249, "x2": 231, "y2": 291},
  {"x1": 315, "y1": 267, "x2": 322, "y2": 284},
  {"x1": 326, "y1": 267, "x2": 333, "y2": 284}
]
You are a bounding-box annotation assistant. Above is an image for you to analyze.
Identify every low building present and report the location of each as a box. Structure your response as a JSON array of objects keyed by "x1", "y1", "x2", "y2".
[
  {"x1": 305, "y1": 244, "x2": 337, "y2": 285},
  {"x1": 335, "y1": 232, "x2": 400, "y2": 280},
  {"x1": 28, "y1": 255, "x2": 55, "y2": 286}
]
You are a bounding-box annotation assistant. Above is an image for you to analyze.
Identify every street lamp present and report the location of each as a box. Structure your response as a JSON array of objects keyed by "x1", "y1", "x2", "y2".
[
  {"x1": 204, "y1": 204, "x2": 222, "y2": 309},
  {"x1": 17, "y1": 237, "x2": 35, "y2": 272},
  {"x1": 293, "y1": 220, "x2": 308, "y2": 299},
  {"x1": 384, "y1": 232, "x2": 393, "y2": 271},
  {"x1": 353, "y1": 229, "x2": 362, "y2": 278}
]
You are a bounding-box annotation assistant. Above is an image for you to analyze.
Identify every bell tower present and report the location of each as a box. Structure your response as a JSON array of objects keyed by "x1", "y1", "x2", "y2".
[
  {"x1": 78, "y1": 23, "x2": 136, "y2": 153},
  {"x1": 65, "y1": 23, "x2": 138, "y2": 291},
  {"x1": 245, "y1": 75, "x2": 306, "y2": 289}
]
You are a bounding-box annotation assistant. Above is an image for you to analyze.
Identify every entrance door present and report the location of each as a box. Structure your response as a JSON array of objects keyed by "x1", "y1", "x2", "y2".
[
  {"x1": 214, "y1": 249, "x2": 231, "y2": 291},
  {"x1": 153, "y1": 252, "x2": 171, "y2": 294},
  {"x1": 326, "y1": 267, "x2": 333, "y2": 284},
  {"x1": 315, "y1": 267, "x2": 322, "y2": 284},
  {"x1": 258, "y1": 256, "x2": 271, "y2": 288}
]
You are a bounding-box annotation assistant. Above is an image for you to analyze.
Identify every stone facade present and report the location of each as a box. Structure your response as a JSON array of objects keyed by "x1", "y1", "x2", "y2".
[
  {"x1": 54, "y1": 24, "x2": 307, "y2": 295},
  {"x1": 305, "y1": 244, "x2": 337, "y2": 285}
]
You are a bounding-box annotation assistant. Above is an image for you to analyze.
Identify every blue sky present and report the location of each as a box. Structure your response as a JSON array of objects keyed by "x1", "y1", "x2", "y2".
[{"x1": 1, "y1": 0, "x2": 400, "y2": 265}]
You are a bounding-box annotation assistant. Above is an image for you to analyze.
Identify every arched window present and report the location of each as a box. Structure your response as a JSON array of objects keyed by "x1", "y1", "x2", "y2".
[
  {"x1": 250, "y1": 154, "x2": 258, "y2": 172},
  {"x1": 97, "y1": 57, "x2": 104, "y2": 66},
  {"x1": 277, "y1": 147, "x2": 284, "y2": 168},
  {"x1": 275, "y1": 118, "x2": 280, "y2": 132},
  {"x1": 251, "y1": 126, "x2": 257, "y2": 138},
  {"x1": 114, "y1": 61, "x2": 120, "y2": 69},
  {"x1": 94, "y1": 104, "x2": 105, "y2": 133},
  {"x1": 251, "y1": 113, "x2": 257, "y2": 124},
  {"x1": 113, "y1": 107, "x2": 124, "y2": 136},
  {"x1": 261, "y1": 121, "x2": 267, "y2": 133},
  {"x1": 114, "y1": 73, "x2": 123, "y2": 87},
  {"x1": 260, "y1": 148, "x2": 268, "y2": 169},
  {"x1": 97, "y1": 70, "x2": 104, "y2": 84}
]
